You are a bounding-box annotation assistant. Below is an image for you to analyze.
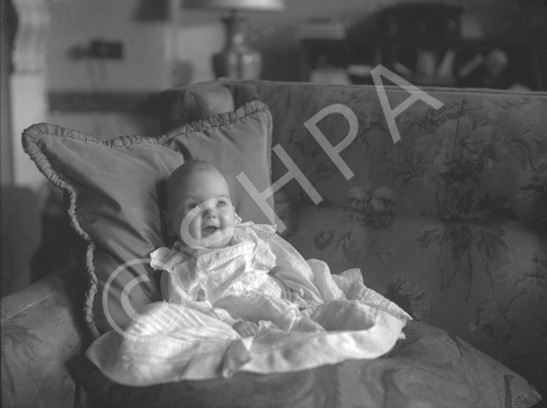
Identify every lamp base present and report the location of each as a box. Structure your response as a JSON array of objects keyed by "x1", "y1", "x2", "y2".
[
  {"x1": 212, "y1": 48, "x2": 262, "y2": 80},
  {"x1": 212, "y1": 12, "x2": 262, "y2": 80}
]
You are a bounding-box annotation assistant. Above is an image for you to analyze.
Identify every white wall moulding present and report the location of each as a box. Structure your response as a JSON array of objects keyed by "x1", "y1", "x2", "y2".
[
  {"x1": 11, "y1": 0, "x2": 50, "y2": 74},
  {"x1": 10, "y1": 0, "x2": 50, "y2": 188},
  {"x1": 1, "y1": 0, "x2": 15, "y2": 184}
]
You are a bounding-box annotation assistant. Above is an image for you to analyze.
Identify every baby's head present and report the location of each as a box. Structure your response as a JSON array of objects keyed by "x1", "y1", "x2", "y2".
[{"x1": 164, "y1": 160, "x2": 235, "y2": 249}]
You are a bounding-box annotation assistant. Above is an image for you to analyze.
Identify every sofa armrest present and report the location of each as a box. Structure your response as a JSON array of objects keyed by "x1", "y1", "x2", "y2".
[
  {"x1": 158, "y1": 80, "x2": 235, "y2": 133},
  {"x1": 1, "y1": 263, "x2": 91, "y2": 408}
]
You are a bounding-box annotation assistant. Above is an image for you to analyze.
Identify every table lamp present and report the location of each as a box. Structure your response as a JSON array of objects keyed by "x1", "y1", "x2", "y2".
[{"x1": 183, "y1": 0, "x2": 285, "y2": 80}]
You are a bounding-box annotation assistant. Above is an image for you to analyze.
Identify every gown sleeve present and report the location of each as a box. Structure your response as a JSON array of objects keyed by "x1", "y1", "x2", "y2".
[
  {"x1": 152, "y1": 246, "x2": 239, "y2": 326},
  {"x1": 268, "y1": 234, "x2": 340, "y2": 303}
]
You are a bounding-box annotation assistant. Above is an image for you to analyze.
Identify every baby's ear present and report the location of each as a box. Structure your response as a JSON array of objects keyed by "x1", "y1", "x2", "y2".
[{"x1": 234, "y1": 213, "x2": 242, "y2": 225}]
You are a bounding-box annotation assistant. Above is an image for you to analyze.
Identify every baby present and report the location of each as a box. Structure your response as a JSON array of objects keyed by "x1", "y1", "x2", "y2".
[
  {"x1": 151, "y1": 160, "x2": 325, "y2": 337},
  {"x1": 87, "y1": 161, "x2": 411, "y2": 385}
]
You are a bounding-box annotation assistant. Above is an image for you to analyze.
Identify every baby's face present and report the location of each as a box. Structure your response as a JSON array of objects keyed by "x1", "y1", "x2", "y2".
[{"x1": 167, "y1": 169, "x2": 235, "y2": 249}]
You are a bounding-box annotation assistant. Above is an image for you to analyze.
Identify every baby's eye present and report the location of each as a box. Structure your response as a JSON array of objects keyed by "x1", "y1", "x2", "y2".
[
  {"x1": 187, "y1": 203, "x2": 198, "y2": 210},
  {"x1": 217, "y1": 200, "x2": 226, "y2": 207}
]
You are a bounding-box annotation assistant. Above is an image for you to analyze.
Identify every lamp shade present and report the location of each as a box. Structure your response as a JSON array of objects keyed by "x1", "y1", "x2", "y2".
[{"x1": 183, "y1": 0, "x2": 285, "y2": 12}]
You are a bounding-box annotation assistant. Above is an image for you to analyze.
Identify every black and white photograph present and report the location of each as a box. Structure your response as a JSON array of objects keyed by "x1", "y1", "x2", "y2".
[{"x1": 1, "y1": 0, "x2": 546, "y2": 407}]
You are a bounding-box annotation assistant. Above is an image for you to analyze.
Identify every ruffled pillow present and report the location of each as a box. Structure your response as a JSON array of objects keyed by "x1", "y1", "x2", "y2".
[{"x1": 22, "y1": 100, "x2": 273, "y2": 336}]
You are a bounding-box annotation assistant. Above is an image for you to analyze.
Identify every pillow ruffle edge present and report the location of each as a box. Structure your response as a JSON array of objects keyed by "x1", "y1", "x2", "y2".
[
  {"x1": 21, "y1": 100, "x2": 273, "y2": 339},
  {"x1": 22, "y1": 123, "x2": 104, "y2": 338},
  {"x1": 21, "y1": 123, "x2": 183, "y2": 338},
  {"x1": 159, "y1": 100, "x2": 272, "y2": 174}
]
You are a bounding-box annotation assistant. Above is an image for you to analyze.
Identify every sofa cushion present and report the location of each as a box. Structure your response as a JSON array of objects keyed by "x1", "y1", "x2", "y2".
[
  {"x1": 22, "y1": 100, "x2": 273, "y2": 336},
  {"x1": 70, "y1": 321, "x2": 541, "y2": 408}
]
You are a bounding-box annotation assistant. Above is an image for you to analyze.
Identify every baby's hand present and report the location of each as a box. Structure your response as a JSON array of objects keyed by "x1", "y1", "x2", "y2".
[{"x1": 232, "y1": 320, "x2": 258, "y2": 337}]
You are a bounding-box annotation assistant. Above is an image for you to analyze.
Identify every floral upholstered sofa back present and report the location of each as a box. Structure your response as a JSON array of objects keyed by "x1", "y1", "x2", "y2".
[{"x1": 223, "y1": 81, "x2": 547, "y2": 397}]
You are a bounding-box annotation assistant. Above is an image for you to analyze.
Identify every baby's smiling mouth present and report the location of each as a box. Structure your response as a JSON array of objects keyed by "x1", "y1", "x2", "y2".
[{"x1": 202, "y1": 226, "x2": 219, "y2": 234}]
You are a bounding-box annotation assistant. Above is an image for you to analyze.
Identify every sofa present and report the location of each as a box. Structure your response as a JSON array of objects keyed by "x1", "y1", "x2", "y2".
[{"x1": 1, "y1": 78, "x2": 546, "y2": 408}]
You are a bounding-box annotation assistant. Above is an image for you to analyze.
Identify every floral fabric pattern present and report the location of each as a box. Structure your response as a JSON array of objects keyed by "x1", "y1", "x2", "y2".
[
  {"x1": 227, "y1": 82, "x2": 547, "y2": 400},
  {"x1": 2, "y1": 82, "x2": 545, "y2": 408},
  {"x1": 1, "y1": 265, "x2": 89, "y2": 408}
]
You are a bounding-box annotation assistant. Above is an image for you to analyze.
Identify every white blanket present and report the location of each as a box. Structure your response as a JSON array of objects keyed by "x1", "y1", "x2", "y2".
[{"x1": 86, "y1": 224, "x2": 411, "y2": 386}]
